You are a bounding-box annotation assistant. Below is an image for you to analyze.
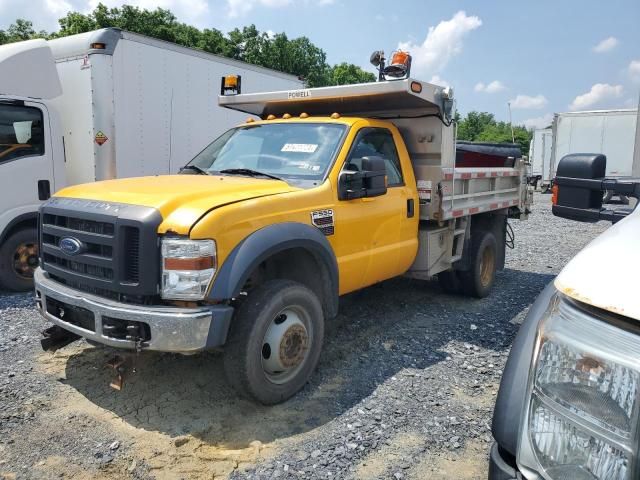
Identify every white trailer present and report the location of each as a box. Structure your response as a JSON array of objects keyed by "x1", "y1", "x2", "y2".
[
  {"x1": 528, "y1": 128, "x2": 552, "y2": 190},
  {"x1": 549, "y1": 109, "x2": 638, "y2": 198},
  {"x1": 0, "y1": 28, "x2": 302, "y2": 291}
]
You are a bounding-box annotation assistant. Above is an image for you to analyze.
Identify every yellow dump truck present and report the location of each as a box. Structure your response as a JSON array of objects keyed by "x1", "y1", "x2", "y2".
[{"x1": 35, "y1": 75, "x2": 532, "y2": 404}]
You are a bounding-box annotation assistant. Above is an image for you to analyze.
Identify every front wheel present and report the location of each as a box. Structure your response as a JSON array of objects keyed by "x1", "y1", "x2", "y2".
[
  {"x1": 460, "y1": 231, "x2": 497, "y2": 298},
  {"x1": 223, "y1": 279, "x2": 324, "y2": 405},
  {"x1": 0, "y1": 228, "x2": 39, "y2": 292}
]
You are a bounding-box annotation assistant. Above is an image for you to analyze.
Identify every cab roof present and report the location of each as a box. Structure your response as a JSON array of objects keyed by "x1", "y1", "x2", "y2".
[{"x1": 219, "y1": 78, "x2": 450, "y2": 119}]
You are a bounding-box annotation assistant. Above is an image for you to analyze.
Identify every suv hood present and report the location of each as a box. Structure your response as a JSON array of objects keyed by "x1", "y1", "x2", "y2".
[
  {"x1": 56, "y1": 174, "x2": 299, "y2": 234},
  {"x1": 555, "y1": 206, "x2": 640, "y2": 322}
]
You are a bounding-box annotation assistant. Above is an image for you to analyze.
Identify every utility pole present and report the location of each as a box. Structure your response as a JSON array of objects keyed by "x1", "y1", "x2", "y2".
[{"x1": 507, "y1": 101, "x2": 515, "y2": 143}]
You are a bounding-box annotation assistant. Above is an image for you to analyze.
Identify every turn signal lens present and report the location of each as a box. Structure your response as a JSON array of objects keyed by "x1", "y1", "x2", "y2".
[
  {"x1": 551, "y1": 184, "x2": 558, "y2": 205},
  {"x1": 164, "y1": 257, "x2": 214, "y2": 270}
]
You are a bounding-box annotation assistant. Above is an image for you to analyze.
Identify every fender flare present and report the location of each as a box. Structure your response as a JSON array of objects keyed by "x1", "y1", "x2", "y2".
[
  {"x1": 208, "y1": 222, "x2": 339, "y2": 318},
  {"x1": 0, "y1": 212, "x2": 38, "y2": 245}
]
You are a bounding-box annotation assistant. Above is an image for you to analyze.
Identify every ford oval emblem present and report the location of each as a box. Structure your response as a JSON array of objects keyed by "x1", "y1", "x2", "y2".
[{"x1": 59, "y1": 237, "x2": 83, "y2": 256}]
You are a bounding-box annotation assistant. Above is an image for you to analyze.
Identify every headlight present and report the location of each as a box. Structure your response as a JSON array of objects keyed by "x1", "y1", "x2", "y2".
[
  {"x1": 518, "y1": 294, "x2": 639, "y2": 480},
  {"x1": 161, "y1": 238, "x2": 216, "y2": 300}
]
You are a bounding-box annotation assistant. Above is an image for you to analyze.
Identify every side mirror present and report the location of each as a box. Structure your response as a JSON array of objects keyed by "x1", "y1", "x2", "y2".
[
  {"x1": 552, "y1": 153, "x2": 639, "y2": 224},
  {"x1": 552, "y1": 153, "x2": 606, "y2": 222},
  {"x1": 338, "y1": 156, "x2": 388, "y2": 200}
]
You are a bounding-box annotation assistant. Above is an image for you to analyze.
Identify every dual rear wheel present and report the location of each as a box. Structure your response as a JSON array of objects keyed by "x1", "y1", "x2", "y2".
[{"x1": 438, "y1": 230, "x2": 498, "y2": 299}]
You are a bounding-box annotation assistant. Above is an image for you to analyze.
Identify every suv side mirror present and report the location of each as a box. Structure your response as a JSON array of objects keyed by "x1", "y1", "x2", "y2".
[
  {"x1": 338, "y1": 156, "x2": 388, "y2": 200},
  {"x1": 553, "y1": 153, "x2": 639, "y2": 223}
]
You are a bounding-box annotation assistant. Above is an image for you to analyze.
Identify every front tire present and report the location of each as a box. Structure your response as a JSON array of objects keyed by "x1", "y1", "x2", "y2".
[
  {"x1": 460, "y1": 231, "x2": 498, "y2": 298},
  {"x1": 0, "y1": 228, "x2": 39, "y2": 292},
  {"x1": 223, "y1": 279, "x2": 324, "y2": 405}
]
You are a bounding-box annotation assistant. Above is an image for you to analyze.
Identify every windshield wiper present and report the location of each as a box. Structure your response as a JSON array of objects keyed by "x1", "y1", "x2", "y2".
[
  {"x1": 219, "y1": 168, "x2": 283, "y2": 181},
  {"x1": 180, "y1": 164, "x2": 209, "y2": 175}
]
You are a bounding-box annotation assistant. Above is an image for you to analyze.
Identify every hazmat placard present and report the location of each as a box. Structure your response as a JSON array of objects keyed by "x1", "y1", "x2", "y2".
[{"x1": 95, "y1": 131, "x2": 108, "y2": 146}]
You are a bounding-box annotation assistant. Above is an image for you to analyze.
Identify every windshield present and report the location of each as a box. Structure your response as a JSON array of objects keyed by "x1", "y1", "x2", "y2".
[{"x1": 187, "y1": 123, "x2": 347, "y2": 187}]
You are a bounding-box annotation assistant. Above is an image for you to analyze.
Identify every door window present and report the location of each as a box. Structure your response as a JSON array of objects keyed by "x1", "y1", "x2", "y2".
[
  {"x1": 0, "y1": 104, "x2": 45, "y2": 163},
  {"x1": 343, "y1": 128, "x2": 404, "y2": 186}
]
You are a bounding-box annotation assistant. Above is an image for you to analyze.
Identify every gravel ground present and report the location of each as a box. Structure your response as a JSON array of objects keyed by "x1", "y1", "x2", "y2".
[{"x1": 0, "y1": 193, "x2": 611, "y2": 480}]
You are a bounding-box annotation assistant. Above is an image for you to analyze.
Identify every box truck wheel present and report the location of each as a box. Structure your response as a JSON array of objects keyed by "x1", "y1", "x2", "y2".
[
  {"x1": 460, "y1": 231, "x2": 497, "y2": 298},
  {"x1": 438, "y1": 270, "x2": 462, "y2": 294},
  {"x1": 0, "y1": 228, "x2": 38, "y2": 292},
  {"x1": 223, "y1": 279, "x2": 324, "y2": 405}
]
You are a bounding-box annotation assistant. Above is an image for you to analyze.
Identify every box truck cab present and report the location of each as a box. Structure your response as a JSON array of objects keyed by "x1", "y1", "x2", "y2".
[
  {"x1": 0, "y1": 40, "x2": 66, "y2": 291},
  {"x1": 0, "y1": 29, "x2": 302, "y2": 292},
  {"x1": 34, "y1": 64, "x2": 532, "y2": 404},
  {"x1": 489, "y1": 154, "x2": 640, "y2": 480}
]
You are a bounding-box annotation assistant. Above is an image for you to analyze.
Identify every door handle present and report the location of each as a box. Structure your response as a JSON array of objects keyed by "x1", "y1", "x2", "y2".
[
  {"x1": 407, "y1": 198, "x2": 415, "y2": 218},
  {"x1": 38, "y1": 180, "x2": 51, "y2": 201}
]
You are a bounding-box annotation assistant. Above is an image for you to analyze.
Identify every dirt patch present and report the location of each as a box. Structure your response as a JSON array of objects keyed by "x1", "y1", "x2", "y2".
[
  {"x1": 355, "y1": 432, "x2": 424, "y2": 479},
  {"x1": 30, "y1": 343, "x2": 343, "y2": 478},
  {"x1": 408, "y1": 440, "x2": 488, "y2": 480}
]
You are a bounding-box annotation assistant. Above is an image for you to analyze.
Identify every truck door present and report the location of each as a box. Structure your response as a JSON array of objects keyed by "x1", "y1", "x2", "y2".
[
  {"x1": 333, "y1": 126, "x2": 418, "y2": 293},
  {"x1": 0, "y1": 101, "x2": 53, "y2": 289}
]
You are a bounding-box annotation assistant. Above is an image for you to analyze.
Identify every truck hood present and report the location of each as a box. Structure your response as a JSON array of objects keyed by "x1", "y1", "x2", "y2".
[
  {"x1": 56, "y1": 174, "x2": 299, "y2": 234},
  {"x1": 555, "y1": 207, "x2": 640, "y2": 322}
]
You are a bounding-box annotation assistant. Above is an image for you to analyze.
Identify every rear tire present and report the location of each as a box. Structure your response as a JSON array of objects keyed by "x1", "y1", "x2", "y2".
[
  {"x1": 223, "y1": 279, "x2": 324, "y2": 405},
  {"x1": 438, "y1": 269, "x2": 462, "y2": 294},
  {"x1": 460, "y1": 231, "x2": 497, "y2": 298},
  {"x1": 0, "y1": 228, "x2": 38, "y2": 292}
]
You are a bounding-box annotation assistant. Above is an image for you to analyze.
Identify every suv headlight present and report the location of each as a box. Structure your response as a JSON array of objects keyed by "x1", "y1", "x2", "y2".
[
  {"x1": 518, "y1": 294, "x2": 639, "y2": 480},
  {"x1": 161, "y1": 238, "x2": 216, "y2": 300}
]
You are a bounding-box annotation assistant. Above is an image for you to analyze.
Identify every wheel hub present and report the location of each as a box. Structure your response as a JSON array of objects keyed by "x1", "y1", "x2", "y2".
[
  {"x1": 279, "y1": 324, "x2": 308, "y2": 368},
  {"x1": 13, "y1": 243, "x2": 38, "y2": 279},
  {"x1": 261, "y1": 308, "x2": 310, "y2": 384},
  {"x1": 479, "y1": 246, "x2": 495, "y2": 288}
]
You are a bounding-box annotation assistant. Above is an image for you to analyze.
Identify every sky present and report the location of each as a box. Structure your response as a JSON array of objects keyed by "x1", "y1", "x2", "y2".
[{"x1": 1, "y1": 0, "x2": 639, "y2": 129}]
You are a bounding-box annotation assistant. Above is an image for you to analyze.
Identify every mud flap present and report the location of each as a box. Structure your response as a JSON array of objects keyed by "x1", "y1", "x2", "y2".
[{"x1": 40, "y1": 325, "x2": 80, "y2": 352}]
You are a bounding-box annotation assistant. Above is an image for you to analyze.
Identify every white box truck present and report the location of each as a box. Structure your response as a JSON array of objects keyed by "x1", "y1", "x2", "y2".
[
  {"x1": 549, "y1": 109, "x2": 638, "y2": 200},
  {"x1": 0, "y1": 28, "x2": 302, "y2": 291},
  {"x1": 528, "y1": 127, "x2": 553, "y2": 191}
]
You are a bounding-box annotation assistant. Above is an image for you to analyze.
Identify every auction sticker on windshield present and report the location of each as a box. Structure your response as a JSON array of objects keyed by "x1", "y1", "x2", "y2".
[{"x1": 281, "y1": 143, "x2": 318, "y2": 153}]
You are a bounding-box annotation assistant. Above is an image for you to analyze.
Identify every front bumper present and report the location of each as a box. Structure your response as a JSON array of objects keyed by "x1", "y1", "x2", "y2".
[{"x1": 34, "y1": 268, "x2": 233, "y2": 353}]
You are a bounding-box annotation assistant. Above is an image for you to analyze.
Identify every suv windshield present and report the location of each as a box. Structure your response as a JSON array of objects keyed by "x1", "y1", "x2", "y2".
[{"x1": 186, "y1": 123, "x2": 347, "y2": 187}]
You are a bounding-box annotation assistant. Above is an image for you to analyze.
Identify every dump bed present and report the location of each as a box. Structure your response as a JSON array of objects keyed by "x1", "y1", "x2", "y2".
[{"x1": 219, "y1": 79, "x2": 531, "y2": 220}]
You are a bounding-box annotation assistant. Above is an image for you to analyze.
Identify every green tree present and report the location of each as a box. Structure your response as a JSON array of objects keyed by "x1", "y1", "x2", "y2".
[
  {"x1": 0, "y1": 19, "x2": 48, "y2": 44},
  {"x1": 457, "y1": 111, "x2": 496, "y2": 141},
  {"x1": 457, "y1": 111, "x2": 532, "y2": 154},
  {"x1": 1, "y1": 4, "x2": 375, "y2": 88},
  {"x1": 330, "y1": 63, "x2": 376, "y2": 85}
]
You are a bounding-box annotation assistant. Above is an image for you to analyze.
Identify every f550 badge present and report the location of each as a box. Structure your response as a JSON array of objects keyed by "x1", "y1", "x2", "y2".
[{"x1": 311, "y1": 209, "x2": 334, "y2": 236}]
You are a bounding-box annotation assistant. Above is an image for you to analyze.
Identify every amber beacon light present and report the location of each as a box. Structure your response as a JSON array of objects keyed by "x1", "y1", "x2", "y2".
[{"x1": 221, "y1": 75, "x2": 242, "y2": 95}]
